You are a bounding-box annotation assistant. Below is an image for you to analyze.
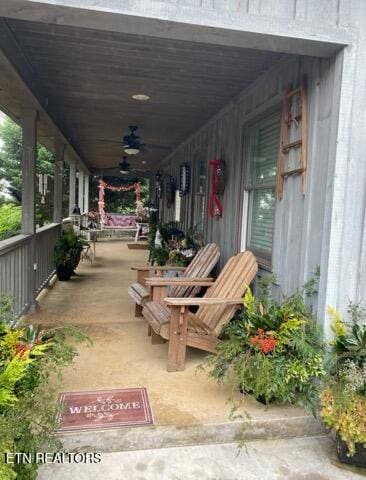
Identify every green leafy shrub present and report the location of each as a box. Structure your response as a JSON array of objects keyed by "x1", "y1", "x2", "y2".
[
  {"x1": 0, "y1": 203, "x2": 21, "y2": 241},
  {"x1": 0, "y1": 296, "x2": 91, "y2": 479},
  {"x1": 149, "y1": 222, "x2": 203, "y2": 267},
  {"x1": 54, "y1": 228, "x2": 86, "y2": 270},
  {"x1": 320, "y1": 304, "x2": 366, "y2": 456},
  {"x1": 205, "y1": 274, "x2": 325, "y2": 412}
]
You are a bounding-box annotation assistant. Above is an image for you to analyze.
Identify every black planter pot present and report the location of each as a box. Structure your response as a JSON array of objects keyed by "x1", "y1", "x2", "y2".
[
  {"x1": 56, "y1": 265, "x2": 73, "y2": 281},
  {"x1": 239, "y1": 387, "x2": 274, "y2": 405},
  {"x1": 336, "y1": 435, "x2": 366, "y2": 468},
  {"x1": 70, "y1": 254, "x2": 81, "y2": 273}
]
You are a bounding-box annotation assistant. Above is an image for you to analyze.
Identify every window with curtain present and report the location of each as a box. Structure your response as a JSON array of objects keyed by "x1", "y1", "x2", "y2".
[{"x1": 246, "y1": 111, "x2": 281, "y2": 267}]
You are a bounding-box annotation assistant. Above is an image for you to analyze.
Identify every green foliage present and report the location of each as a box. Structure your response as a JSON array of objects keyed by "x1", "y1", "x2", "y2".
[
  {"x1": 0, "y1": 295, "x2": 91, "y2": 479},
  {"x1": 150, "y1": 246, "x2": 170, "y2": 266},
  {"x1": 89, "y1": 176, "x2": 150, "y2": 214},
  {"x1": 149, "y1": 221, "x2": 203, "y2": 267},
  {"x1": 0, "y1": 119, "x2": 22, "y2": 203},
  {"x1": 0, "y1": 203, "x2": 21, "y2": 241},
  {"x1": 0, "y1": 116, "x2": 57, "y2": 229},
  {"x1": 53, "y1": 228, "x2": 86, "y2": 269},
  {"x1": 320, "y1": 304, "x2": 366, "y2": 456},
  {"x1": 205, "y1": 275, "x2": 325, "y2": 414}
]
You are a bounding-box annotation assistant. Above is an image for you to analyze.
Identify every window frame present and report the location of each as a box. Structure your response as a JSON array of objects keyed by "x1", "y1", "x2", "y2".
[{"x1": 243, "y1": 108, "x2": 281, "y2": 269}]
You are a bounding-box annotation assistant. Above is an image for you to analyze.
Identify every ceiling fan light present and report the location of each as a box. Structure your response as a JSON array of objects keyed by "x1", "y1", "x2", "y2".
[
  {"x1": 120, "y1": 169, "x2": 129, "y2": 174},
  {"x1": 124, "y1": 147, "x2": 140, "y2": 155},
  {"x1": 132, "y1": 94, "x2": 150, "y2": 101}
]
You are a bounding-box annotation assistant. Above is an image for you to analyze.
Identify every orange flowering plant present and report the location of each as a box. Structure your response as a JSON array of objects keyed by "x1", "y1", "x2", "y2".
[
  {"x1": 205, "y1": 273, "x2": 325, "y2": 411},
  {"x1": 0, "y1": 295, "x2": 91, "y2": 480}
]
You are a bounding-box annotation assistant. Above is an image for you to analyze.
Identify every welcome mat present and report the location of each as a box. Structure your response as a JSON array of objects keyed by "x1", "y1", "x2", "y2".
[{"x1": 57, "y1": 388, "x2": 153, "y2": 432}]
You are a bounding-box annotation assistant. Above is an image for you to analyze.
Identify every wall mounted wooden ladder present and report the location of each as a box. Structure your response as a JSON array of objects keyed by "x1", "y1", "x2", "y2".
[{"x1": 277, "y1": 76, "x2": 308, "y2": 199}]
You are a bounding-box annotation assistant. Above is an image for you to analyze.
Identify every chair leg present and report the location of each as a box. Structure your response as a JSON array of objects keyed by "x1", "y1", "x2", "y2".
[
  {"x1": 151, "y1": 329, "x2": 166, "y2": 345},
  {"x1": 167, "y1": 306, "x2": 188, "y2": 372},
  {"x1": 135, "y1": 303, "x2": 143, "y2": 317},
  {"x1": 147, "y1": 325, "x2": 152, "y2": 336}
]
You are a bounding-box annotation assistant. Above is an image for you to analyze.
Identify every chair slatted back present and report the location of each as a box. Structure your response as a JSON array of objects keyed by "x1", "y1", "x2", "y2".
[
  {"x1": 170, "y1": 243, "x2": 220, "y2": 298},
  {"x1": 197, "y1": 251, "x2": 257, "y2": 336}
]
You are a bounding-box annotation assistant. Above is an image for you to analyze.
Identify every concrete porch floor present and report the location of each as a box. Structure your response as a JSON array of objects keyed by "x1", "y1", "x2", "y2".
[{"x1": 26, "y1": 240, "x2": 323, "y2": 445}]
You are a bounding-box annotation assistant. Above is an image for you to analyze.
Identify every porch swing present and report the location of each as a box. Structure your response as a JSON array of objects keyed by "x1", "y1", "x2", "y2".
[{"x1": 98, "y1": 178, "x2": 149, "y2": 240}]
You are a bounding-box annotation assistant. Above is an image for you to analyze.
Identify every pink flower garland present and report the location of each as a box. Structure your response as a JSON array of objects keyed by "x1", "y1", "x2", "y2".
[{"x1": 98, "y1": 178, "x2": 143, "y2": 221}]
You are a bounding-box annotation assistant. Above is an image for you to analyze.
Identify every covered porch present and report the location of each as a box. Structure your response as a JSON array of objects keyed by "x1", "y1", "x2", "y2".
[
  {"x1": 0, "y1": 0, "x2": 365, "y2": 450},
  {"x1": 25, "y1": 239, "x2": 322, "y2": 449}
]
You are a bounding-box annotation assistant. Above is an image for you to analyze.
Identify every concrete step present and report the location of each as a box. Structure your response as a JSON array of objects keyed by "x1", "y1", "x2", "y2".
[
  {"x1": 59, "y1": 414, "x2": 325, "y2": 453},
  {"x1": 39, "y1": 436, "x2": 363, "y2": 480}
]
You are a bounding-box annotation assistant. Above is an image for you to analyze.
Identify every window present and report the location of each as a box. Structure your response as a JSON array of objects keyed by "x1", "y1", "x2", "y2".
[{"x1": 245, "y1": 111, "x2": 281, "y2": 267}]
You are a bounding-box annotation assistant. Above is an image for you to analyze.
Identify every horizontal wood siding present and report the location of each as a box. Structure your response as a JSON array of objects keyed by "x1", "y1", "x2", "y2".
[{"x1": 160, "y1": 56, "x2": 336, "y2": 309}]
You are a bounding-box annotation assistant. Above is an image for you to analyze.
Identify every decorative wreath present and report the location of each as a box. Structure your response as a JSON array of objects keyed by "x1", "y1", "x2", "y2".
[
  {"x1": 209, "y1": 159, "x2": 227, "y2": 218},
  {"x1": 215, "y1": 160, "x2": 227, "y2": 196},
  {"x1": 179, "y1": 163, "x2": 190, "y2": 196}
]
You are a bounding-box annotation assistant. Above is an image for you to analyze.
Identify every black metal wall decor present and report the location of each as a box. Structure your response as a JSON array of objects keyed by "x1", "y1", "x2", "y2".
[
  {"x1": 165, "y1": 175, "x2": 176, "y2": 208},
  {"x1": 209, "y1": 159, "x2": 227, "y2": 218},
  {"x1": 179, "y1": 163, "x2": 190, "y2": 196},
  {"x1": 155, "y1": 171, "x2": 163, "y2": 200}
]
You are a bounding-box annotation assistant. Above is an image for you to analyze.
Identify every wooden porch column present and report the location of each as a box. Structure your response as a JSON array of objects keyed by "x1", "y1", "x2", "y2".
[
  {"x1": 53, "y1": 141, "x2": 65, "y2": 223},
  {"x1": 69, "y1": 160, "x2": 76, "y2": 215},
  {"x1": 21, "y1": 108, "x2": 38, "y2": 311},
  {"x1": 84, "y1": 174, "x2": 89, "y2": 213},
  {"x1": 78, "y1": 170, "x2": 84, "y2": 213}
]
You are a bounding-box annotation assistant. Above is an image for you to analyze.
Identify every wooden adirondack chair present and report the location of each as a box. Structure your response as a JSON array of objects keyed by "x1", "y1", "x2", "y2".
[
  {"x1": 128, "y1": 243, "x2": 220, "y2": 317},
  {"x1": 142, "y1": 251, "x2": 258, "y2": 371}
]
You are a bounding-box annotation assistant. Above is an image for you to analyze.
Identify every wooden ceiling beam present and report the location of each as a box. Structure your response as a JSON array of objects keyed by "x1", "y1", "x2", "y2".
[{"x1": 0, "y1": 18, "x2": 90, "y2": 173}]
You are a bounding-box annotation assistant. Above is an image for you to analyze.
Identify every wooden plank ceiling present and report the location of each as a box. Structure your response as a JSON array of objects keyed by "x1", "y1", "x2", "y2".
[{"x1": 6, "y1": 19, "x2": 283, "y2": 173}]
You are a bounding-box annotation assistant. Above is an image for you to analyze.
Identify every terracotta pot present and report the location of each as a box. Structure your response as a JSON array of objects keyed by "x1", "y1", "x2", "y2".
[{"x1": 336, "y1": 435, "x2": 366, "y2": 468}]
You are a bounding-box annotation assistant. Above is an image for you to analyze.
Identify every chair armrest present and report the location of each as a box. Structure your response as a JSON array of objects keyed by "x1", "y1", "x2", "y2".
[
  {"x1": 164, "y1": 297, "x2": 243, "y2": 306},
  {"x1": 146, "y1": 277, "x2": 213, "y2": 287},
  {"x1": 131, "y1": 265, "x2": 186, "y2": 272}
]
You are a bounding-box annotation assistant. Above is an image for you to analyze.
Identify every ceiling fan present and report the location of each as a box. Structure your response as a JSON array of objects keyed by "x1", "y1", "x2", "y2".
[
  {"x1": 92, "y1": 157, "x2": 147, "y2": 177},
  {"x1": 96, "y1": 125, "x2": 171, "y2": 153},
  {"x1": 123, "y1": 126, "x2": 143, "y2": 155},
  {"x1": 119, "y1": 157, "x2": 131, "y2": 174}
]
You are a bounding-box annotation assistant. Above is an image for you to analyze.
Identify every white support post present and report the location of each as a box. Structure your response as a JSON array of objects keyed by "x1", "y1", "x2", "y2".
[
  {"x1": 84, "y1": 174, "x2": 89, "y2": 213},
  {"x1": 21, "y1": 108, "x2": 38, "y2": 311},
  {"x1": 53, "y1": 141, "x2": 65, "y2": 223},
  {"x1": 78, "y1": 170, "x2": 84, "y2": 213},
  {"x1": 69, "y1": 160, "x2": 76, "y2": 215}
]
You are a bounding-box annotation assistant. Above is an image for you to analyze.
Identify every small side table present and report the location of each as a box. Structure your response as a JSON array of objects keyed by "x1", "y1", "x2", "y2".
[
  {"x1": 80, "y1": 229, "x2": 101, "y2": 263},
  {"x1": 135, "y1": 222, "x2": 149, "y2": 242}
]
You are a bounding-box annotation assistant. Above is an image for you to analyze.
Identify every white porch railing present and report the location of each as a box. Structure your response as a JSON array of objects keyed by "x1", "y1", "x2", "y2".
[{"x1": 0, "y1": 223, "x2": 61, "y2": 315}]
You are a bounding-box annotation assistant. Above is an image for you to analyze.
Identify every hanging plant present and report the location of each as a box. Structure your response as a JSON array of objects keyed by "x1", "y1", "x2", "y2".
[
  {"x1": 165, "y1": 175, "x2": 176, "y2": 208},
  {"x1": 179, "y1": 163, "x2": 190, "y2": 196}
]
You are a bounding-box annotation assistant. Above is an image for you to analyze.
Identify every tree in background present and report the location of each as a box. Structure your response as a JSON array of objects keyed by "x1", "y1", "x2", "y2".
[
  {"x1": 0, "y1": 203, "x2": 21, "y2": 240},
  {"x1": 89, "y1": 176, "x2": 150, "y2": 214},
  {"x1": 0, "y1": 116, "x2": 55, "y2": 239},
  {"x1": 0, "y1": 115, "x2": 150, "y2": 240}
]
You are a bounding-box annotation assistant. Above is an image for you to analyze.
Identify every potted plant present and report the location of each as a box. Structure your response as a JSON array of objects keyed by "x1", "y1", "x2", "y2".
[
  {"x1": 0, "y1": 295, "x2": 91, "y2": 480},
  {"x1": 54, "y1": 229, "x2": 86, "y2": 281},
  {"x1": 319, "y1": 304, "x2": 366, "y2": 467},
  {"x1": 205, "y1": 274, "x2": 325, "y2": 412}
]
